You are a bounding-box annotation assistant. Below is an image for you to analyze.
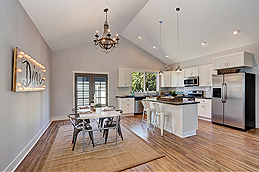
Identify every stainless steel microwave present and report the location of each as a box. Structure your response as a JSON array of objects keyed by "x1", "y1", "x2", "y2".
[{"x1": 184, "y1": 76, "x2": 199, "y2": 87}]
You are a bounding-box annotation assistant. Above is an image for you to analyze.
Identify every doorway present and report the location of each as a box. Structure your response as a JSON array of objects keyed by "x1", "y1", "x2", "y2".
[{"x1": 75, "y1": 73, "x2": 108, "y2": 108}]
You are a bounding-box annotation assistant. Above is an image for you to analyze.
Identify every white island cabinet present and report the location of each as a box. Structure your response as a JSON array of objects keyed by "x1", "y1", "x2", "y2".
[{"x1": 148, "y1": 100, "x2": 199, "y2": 138}]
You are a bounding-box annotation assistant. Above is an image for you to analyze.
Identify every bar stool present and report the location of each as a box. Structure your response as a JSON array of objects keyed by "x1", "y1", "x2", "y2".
[
  {"x1": 153, "y1": 103, "x2": 172, "y2": 136},
  {"x1": 141, "y1": 100, "x2": 155, "y2": 128}
]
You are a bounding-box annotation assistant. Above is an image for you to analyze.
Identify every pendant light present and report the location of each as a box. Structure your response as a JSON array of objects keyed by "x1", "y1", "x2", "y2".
[
  {"x1": 158, "y1": 20, "x2": 164, "y2": 75},
  {"x1": 175, "y1": 7, "x2": 182, "y2": 72}
]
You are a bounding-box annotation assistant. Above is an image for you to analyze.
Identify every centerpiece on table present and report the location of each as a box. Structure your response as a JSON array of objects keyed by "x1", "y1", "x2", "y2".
[
  {"x1": 94, "y1": 103, "x2": 103, "y2": 113},
  {"x1": 89, "y1": 100, "x2": 95, "y2": 106}
]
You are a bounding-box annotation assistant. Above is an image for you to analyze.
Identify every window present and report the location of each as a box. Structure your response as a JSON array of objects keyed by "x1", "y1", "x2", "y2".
[{"x1": 132, "y1": 71, "x2": 157, "y2": 92}]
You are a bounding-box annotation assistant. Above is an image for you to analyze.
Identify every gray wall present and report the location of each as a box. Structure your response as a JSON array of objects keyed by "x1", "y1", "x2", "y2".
[
  {"x1": 51, "y1": 36, "x2": 162, "y2": 118},
  {"x1": 0, "y1": 0, "x2": 52, "y2": 170},
  {"x1": 172, "y1": 42, "x2": 259, "y2": 127}
]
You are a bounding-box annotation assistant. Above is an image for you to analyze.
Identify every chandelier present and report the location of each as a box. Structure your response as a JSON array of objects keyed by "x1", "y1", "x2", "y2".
[{"x1": 94, "y1": 8, "x2": 119, "y2": 51}]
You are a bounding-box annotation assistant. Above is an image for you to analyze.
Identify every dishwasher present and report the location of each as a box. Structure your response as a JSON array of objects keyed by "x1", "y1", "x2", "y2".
[{"x1": 134, "y1": 96, "x2": 145, "y2": 114}]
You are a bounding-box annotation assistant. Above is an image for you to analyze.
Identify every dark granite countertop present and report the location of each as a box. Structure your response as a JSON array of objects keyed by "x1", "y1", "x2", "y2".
[
  {"x1": 116, "y1": 94, "x2": 159, "y2": 98},
  {"x1": 146, "y1": 99, "x2": 200, "y2": 106}
]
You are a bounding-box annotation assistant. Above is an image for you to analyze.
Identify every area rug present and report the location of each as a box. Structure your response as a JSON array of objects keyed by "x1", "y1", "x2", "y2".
[{"x1": 36, "y1": 124, "x2": 165, "y2": 171}]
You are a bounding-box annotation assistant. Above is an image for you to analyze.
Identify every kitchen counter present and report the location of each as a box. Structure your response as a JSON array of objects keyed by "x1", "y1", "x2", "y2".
[
  {"x1": 146, "y1": 99, "x2": 199, "y2": 105},
  {"x1": 145, "y1": 98, "x2": 199, "y2": 138},
  {"x1": 116, "y1": 94, "x2": 159, "y2": 98}
]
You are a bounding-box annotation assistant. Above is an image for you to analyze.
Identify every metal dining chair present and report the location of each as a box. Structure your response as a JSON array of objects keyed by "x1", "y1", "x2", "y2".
[
  {"x1": 103, "y1": 110, "x2": 123, "y2": 144},
  {"x1": 153, "y1": 103, "x2": 172, "y2": 136},
  {"x1": 98, "y1": 105, "x2": 116, "y2": 131},
  {"x1": 68, "y1": 113, "x2": 95, "y2": 150}
]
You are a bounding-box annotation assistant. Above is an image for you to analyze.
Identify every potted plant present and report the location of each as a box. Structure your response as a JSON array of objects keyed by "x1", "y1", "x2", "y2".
[
  {"x1": 89, "y1": 100, "x2": 95, "y2": 106},
  {"x1": 171, "y1": 91, "x2": 177, "y2": 97},
  {"x1": 94, "y1": 103, "x2": 103, "y2": 113}
]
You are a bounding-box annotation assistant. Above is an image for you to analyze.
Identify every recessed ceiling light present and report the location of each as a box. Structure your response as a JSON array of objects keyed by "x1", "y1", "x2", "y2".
[
  {"x1": 166, "y1": 55, "x2": 169, "y2": 58},
  {"x1": 233, "y1": 30, "x2": 240, "y2": 35},
  {"x1": 153, "y1": 46, "x2": 156, "y2": 49},
  {"x1": 201, "y1": 42, "x2": 206, "y2": 46},
  {"x1": 138, "y1": 36, "x2": 143, "y2": 40}
]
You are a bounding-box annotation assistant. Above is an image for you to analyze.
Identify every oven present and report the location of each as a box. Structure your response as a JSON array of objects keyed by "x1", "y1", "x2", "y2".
[{"x1": 184, "y1": 76, "x2": 199, "y2": 87}]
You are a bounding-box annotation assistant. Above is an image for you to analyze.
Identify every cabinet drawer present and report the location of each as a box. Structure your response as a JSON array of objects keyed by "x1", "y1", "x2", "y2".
[
  {"x1": 121, "y1": 98, "x2": 134, "y2": 103},
  {"x1": 196, "y1": 98, "x2": 211, "y2": 104}
]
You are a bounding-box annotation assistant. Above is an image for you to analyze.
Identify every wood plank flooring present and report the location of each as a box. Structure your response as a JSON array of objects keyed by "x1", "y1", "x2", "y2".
[{"x1": 15, "y1": 115, "x2": 259, "y2": 171}]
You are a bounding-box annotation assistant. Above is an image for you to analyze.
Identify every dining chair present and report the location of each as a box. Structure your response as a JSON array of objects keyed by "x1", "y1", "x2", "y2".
[
  {"x1": 98, "y1": 105, "x2": 116, "y2": 129},
  {"x1": 68, "y1": 113, "x2": 95, "y2": 150},
  {"x1": 103, "y1": 109, "x2": 123, "y2": 144},
  {"x1": 141, "y1": 100, "x2": 155, "y2": 127},
  {"x1": 152, "y1": 103, "x2": 172, "y2": 136}
]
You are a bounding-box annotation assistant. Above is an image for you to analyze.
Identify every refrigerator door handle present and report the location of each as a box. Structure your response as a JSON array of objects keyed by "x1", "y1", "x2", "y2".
[
  {"x1": 224, "y1": 83, "x2": 227, "y2": 101},
  {"x1": 221, "y1": 83, "x2": 225, "y2": 103}
]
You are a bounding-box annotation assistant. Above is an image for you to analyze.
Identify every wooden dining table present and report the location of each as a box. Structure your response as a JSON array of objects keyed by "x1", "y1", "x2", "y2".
[{"x1": 78, "y1": 108, "x2": 122, "y2": 153}]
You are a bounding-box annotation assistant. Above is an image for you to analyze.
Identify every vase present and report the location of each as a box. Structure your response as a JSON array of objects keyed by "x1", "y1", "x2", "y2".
[{"x1": 95, "y1": 107, "x2": 102, "y2": 113}]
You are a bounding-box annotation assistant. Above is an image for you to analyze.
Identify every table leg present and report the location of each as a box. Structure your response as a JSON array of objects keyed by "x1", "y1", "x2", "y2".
[
  {"x1": 83, "y1": 119, "x2": 85, "y2": 153},
  {"x1": 116, "y1": 116, "x2": 118, "y2": 146}
]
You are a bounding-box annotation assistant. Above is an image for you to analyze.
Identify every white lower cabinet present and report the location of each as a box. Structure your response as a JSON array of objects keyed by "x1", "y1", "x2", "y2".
[
  {"x1": 196, "y1": 98, "x2": 211, "y2": 119},
  {"x1": 117, "y1": 98, "x2": 134, "y2": 114}
]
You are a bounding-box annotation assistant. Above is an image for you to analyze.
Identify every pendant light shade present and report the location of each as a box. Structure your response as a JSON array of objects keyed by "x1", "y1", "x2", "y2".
[
  {"x1": 175, "y1": 7, "x2": 182, "y2": 72},
  {"x1": 175, "y1": 64, "x2": 182, "y2": 72},
  {"x1": 158, "y1": 69, "x2": 164, "y2": 75}
]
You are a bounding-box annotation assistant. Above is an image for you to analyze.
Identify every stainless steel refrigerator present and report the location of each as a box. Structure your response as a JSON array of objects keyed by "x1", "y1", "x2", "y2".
[{"x1": 212, "y1": 73, "x2": 255, "y2": 130}]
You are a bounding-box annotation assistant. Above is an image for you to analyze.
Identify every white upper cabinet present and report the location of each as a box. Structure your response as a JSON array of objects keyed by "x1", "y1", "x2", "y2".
[
  {"x1": 199, "y1": 65, "x2": 209, "y2": 86},
  {"x1": 213, "y1": 51, "x2": 253, "y2": 70},
  {"x1": 161, "y1": 71, "x2": 184, "y2": 87},
  {"x1": 199, "y1": 64, "x2": 217, "y2": 86},
  {"x1": 117, "y1": 68, "x2": 132, "y2": 87},
  {"x1": 170, "y1": 71, "x2": 178, "y2": 87},
  {"x1": 184, "y1": 67, "x2": 199, "y2": 77},
  {"x1": 163, "y1": 71, "x2": 171, "y2": 87},
  {"x1": 178, "y1": 71, "x2": 184, "y2": 87},
  {"x1": 213, "y1": 56, "x2": 226, "y2": 69}
]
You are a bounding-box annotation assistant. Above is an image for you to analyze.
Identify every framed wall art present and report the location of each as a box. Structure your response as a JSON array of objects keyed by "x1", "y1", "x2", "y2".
[{"x1": 12, "y1": 47, "x2": 46, "y2": 92}]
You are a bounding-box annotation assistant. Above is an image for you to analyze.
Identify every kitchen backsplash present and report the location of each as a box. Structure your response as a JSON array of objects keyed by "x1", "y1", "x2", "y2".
[
  {"x1": 117, "y1": 86, "x2": 212, "y2": 98},
  {"x1": 161, "y1": 86, "x2": 212, "y2": 98},
  {"x1": 116, "y1": 87, "x2": 131, "y2": 96}
]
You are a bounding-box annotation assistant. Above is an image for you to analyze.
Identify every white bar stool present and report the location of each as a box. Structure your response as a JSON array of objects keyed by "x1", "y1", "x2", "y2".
[
  {"x1": 141, "y1": 100, "x2": 155, "y2": 128},
  {"x1": 153, "y1": 103, "x2": 172, "y2": 136}
]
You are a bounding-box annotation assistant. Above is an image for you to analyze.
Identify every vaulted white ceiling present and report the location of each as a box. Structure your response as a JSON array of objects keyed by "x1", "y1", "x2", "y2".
[{"x1": 19, "y1": 0, "x2": 259, "y2": 64}]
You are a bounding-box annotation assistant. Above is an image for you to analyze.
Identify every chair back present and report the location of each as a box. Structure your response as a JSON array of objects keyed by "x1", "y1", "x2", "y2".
[
  {"x1": 141, "y1": 100, "x2": 147, "y2": 110},
  {"x1": 145, "y1": 100, "x2": 150, "y2": 110},
  {"x1": 153, "y1": 103, "x2": 160, "y2": 114},
  {"x1": 68, "y1": 113, "x2": 80, "y2": 127}
]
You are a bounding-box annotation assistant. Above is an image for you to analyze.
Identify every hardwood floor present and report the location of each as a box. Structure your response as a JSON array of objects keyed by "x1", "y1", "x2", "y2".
[{"x1": 16, "y1": 115, "x2": 259, "y2": 171}]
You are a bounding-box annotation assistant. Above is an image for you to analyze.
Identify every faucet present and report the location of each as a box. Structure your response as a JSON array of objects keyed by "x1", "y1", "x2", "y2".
[{"x1": 146, "y1": 88, "x2": 150, "y2": 96}]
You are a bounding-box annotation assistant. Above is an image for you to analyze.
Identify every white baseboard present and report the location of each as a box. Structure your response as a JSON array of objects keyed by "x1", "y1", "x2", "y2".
[
  {"x1": 198, "y1": 117, "x2": 211, "y2": 122},
  {"x1": 256, "y1": 123, "x2": 259, "y2": 129},
  {"x1": 4, "y1": 119, "x2": 52, "y2": 172},
  {"x1": 52, "y1": 115, "x2": 68, "y2": 121}
]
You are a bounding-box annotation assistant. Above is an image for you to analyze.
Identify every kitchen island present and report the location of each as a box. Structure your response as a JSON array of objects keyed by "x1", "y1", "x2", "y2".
[{"x1": 146, "y1": 98, "x2": 199, "y2": 138}]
